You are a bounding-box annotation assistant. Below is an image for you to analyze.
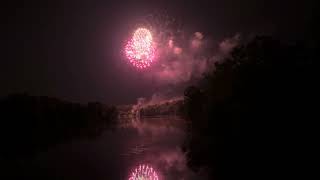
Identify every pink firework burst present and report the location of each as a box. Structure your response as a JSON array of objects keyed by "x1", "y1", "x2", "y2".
[
  {"x1": 125, "y1": 28, "x2": 155, "y2": 69},
  {"x1": 129, "y1": 164, "x2": 159, "y2": 180}
]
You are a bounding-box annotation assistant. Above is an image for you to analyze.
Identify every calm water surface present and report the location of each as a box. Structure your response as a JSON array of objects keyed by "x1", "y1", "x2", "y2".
[{"x1": 23, "y1": 116, "x2": 206, "y2": 179}]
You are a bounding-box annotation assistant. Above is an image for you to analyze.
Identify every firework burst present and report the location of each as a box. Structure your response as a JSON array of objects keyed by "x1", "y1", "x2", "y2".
[
  {"x1": 125, "y1": 28, "x2": 155, "y2": 68},
  {"x1": 129, "y1": 164, "x2": 159, "y2": 180}
]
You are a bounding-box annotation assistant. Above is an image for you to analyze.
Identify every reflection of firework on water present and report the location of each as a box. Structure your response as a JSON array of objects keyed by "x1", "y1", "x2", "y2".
[
  {"x1": 125, "y1": 28, "x2": 155, "y2": 68},
  {"x1": 129, "y1": 164, "x2": 159, "y2": 180}
]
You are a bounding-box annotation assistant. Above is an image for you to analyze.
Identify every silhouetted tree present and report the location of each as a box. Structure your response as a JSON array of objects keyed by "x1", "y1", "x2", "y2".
[
  {"x1": 184, "y1": 36, "x2": 315, "y2": 179},
  {"x1": 0, "y1": 94, "x2": 118, "y2": 162}
]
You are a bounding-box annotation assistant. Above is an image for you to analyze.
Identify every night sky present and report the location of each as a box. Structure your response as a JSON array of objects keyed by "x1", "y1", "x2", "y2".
[{"x1": 2, "y1": 0, "x2": 314, "y2": 105}]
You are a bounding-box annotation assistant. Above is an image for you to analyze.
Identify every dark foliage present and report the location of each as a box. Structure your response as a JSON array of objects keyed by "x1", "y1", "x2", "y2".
[
  {"x1": 184, "y1": 36, "x2": 315, "y2": 179},
  {"x1": 0, "y1": 94, "x2": 118, "y2": 162}
]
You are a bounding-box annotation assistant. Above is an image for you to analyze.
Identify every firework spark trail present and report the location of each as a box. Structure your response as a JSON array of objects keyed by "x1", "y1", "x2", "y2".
[
  {"x1": 125, "y1": 28, "x2": 155, "y2": 69},
  {"x1": 129, "y1": 164, "x2": 159, "y2": 180}
]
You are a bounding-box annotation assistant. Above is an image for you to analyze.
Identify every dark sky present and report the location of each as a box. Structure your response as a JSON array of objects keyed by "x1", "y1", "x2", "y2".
[{"x1": 2, "y1": 0, "x2": 314, "y2": 105}]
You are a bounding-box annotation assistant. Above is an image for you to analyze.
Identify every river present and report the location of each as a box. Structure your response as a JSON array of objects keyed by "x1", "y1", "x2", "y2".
[{"x1": 22, "y1": 116, "x2": 207, "y2": 180}]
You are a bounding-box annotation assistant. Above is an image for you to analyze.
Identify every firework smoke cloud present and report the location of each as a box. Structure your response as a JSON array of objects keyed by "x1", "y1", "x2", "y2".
[{"x1": 124, "y1": 13, "x2": 240, "y2": 86}]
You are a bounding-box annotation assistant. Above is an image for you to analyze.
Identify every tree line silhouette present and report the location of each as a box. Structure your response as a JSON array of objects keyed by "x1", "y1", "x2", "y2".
[
  {"x1": 0, "y1": 93, "x2": 117, "y2": 162},
  {"x1": 183, "y1": 36, "x2": 315, "y2": 179}
]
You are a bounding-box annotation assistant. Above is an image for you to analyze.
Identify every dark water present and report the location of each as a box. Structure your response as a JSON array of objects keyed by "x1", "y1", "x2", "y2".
[{"x1": 22, "y1": 117, "x2": 206, "y2": 180}]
